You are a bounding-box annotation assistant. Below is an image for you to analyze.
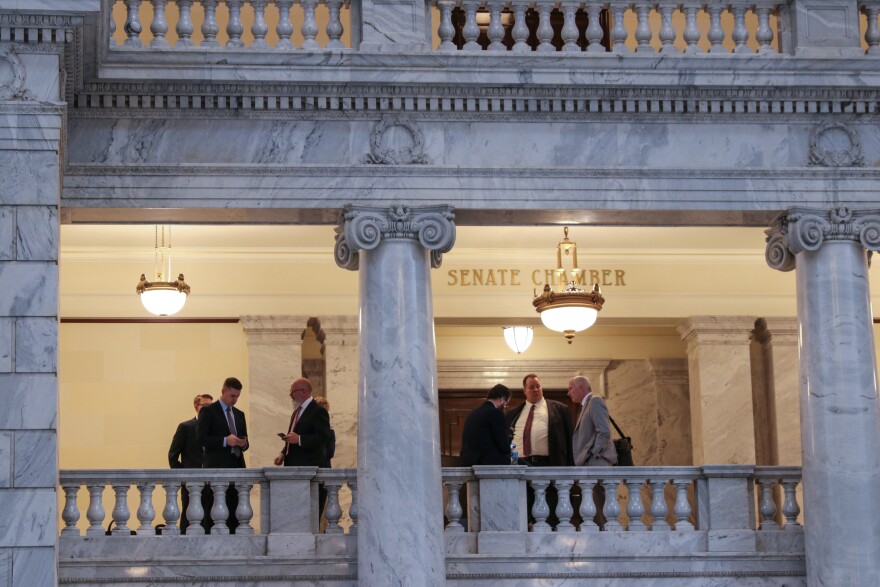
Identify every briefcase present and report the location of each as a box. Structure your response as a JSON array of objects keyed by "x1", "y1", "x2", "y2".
[{"x1": 609, "y1": 415, "x2": 634, "y2": 467}]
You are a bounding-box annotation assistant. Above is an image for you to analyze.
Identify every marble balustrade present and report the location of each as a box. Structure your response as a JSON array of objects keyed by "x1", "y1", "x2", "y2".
[
  {"x1": 107, "y1": 0, "x2": 351, "y2": 50},
  {"x1": 59, "y1": 465, "x2": 801, "y2": 539}
]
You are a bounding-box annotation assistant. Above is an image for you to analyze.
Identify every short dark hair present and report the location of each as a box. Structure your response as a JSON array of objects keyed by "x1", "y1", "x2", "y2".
[
  {"x1": 223, "y1": 377, "x2": 243, "y2": 390},
  {"x1": 487, "y1": 384, "x2": 510, "y2": 400},
  {"x1": 193, "y1": 393, "x2": 213, "y2": 407},
  {"x1": 522, "y1": 373, "x2": 540, "y2": 388}
]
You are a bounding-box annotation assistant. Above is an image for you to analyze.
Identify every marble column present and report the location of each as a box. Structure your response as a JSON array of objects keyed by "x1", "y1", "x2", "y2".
[
  {"x1": 753, "y1": 318, "x2": 801, "y2": 466},
  {"x1": 335, "y1": 204, "x2": 455, "y2": 586},
  {"x1": 677, "y1": 316, "x2": 759, "y2": 465},
  {"x1": 766, "y1": 206, "x2": 880, "y2": 586},
  {"x1": 309, "y1": 315, "x2": 359, "y2": 529},
  {"x1": 647, "y1": 359, "x2": 693, "y2": 466},
  {"x1": 0, "y1": 35, "x2": 66, "y2": 583},
  {"x1": 240, "y1": 315, "x2": 310, "y2": 468}
]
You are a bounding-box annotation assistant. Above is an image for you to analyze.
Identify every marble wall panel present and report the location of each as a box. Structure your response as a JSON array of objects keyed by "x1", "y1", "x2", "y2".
[
  {"x1": 0, "y1": 264, "x2": 57, "y2": 316},
  {"x1": 0, "y1": 318, "x2": 10, "y2": 373},
  {"x1": 13, "y1": 318, "x2": 57, "y2": 373},
  {"x1": 12, "y1": 431, "x2": 55, "y2": 488},
  {"x1": 14, "y1": 207, "x2": 57, "y2": 262},
  {"x1": 0, "y1": 433, "x2": 11, "y2": 488},
  {"x1": 0, "y1": 375, "x2": 57, "y2": 430},
  {"x1": 0, "y1": 151, "x2": 59, "y2": 205},
  {"x1": 650, "y1": 359, "x2": 692, "y2": 466},
  {"x1": 0, "y1": 208, "x2": 13, "y2": 260},
  {"x1": 11, "y1": 546, "x2": 55, "y2": 587},
  {"x1": 605, "y1": 360, "x2": 659, "y2": 466},
  {"x1": 0, "y1": 488, "x2": 55, "y2": 547}
]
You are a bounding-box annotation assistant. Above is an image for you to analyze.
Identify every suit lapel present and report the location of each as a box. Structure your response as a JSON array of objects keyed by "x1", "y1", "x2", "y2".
[{"x1": 575, "y1": 396, "x2": 592, "y2": 432}]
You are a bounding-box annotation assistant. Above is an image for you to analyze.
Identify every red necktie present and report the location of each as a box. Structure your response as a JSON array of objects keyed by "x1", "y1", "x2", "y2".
[{"x1": 522, "y1": 404, "x2": 535, "y2": 457}]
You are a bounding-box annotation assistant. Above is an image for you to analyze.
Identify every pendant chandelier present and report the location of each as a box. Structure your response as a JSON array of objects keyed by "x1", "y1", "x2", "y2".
[
  {"x1": 503, "y1": 326, "x2": 534, "y2": 354},
  {"x1": 532, "y1": 226, "x2": 604, "y2": 343},
  {"x1": 135, "y1": 226, "x2": 191, "y2": 316}
]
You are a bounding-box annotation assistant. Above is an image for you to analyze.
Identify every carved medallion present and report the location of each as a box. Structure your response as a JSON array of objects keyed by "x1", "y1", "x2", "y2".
[
  {"x1": 0, "y1": 46, "x2": 30, "y2": 101},
  {"x1": 807, "y1": 122, "x2": 864, "y2": 167},
  {"x1": 363, "y1": 116, "x2": 430, "y2": 165}
]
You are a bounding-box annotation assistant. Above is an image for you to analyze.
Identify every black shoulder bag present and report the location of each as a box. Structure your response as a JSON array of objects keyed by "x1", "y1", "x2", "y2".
[{"x1": 609, "y1": 415, "x2": 634, "y2": 466}]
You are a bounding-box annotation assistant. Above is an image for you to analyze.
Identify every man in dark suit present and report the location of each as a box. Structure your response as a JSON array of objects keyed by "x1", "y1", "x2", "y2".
[
  {"x1": 460, "y1": 384, "x2": 511, "y2": 466},
  {"x1": 506, "y1": 373, "x2": 573, "y2": 527},
  {"x1": 274, "y1": 377, "x2": 331, "y2": 516},
  {"x1": 168, "y1": 393, "x2": 212, "y2": 533},
  {"x1": 197, "y1": 377, "x2": 249, "y2": 534}
]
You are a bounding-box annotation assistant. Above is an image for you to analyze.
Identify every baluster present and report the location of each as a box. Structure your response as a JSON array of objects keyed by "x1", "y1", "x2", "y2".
[
  {"x1": 682, "y1": 4, "x2": 702, "y2": 54},
  {"x1": 444, "y1": 480, "x2": 465, "y2": 532},
  {"x1": 603, "y1": 479, "x2": 622, "y2": 531},
  {"x1": 610, "y1": 3, "x2": 631, "y2": 54},
  {"x1": 707, "y1": 4, "x2": 725, "y2": 53},
  {"x1": 649, "y1": 479, "x2": 670, "y2": 531},
  {"x1": 530, "y1": 479, "x2": 552, "y2": 532},
  {"x1": 326, "y1": 0, "x2": 345, "y2": 49},
  {"x1": 511, "y1": 1, "x2": 530, "y2": 53},
  {"x1": 276, "y1": 0, "x2": 295, "y2": 49},
  {"x1": 731, "y1": 5, "x2": 749, "y2": 53},
  {"x1": 577, "y1": 479, "x2": 599, "y2": 531},
  {"x1": 110, "y1": 483, "x2": 132, "y2": 535},
  {"x1": 185, "y1": 482, "x2": 206, "y2": 535},
  {"x1": 554, "y1": 479, "x2": 575, "y2": 532},
  {"x1": 201, "y1": 0, "x2": 220, "y2": 47},
  {"x1": 755, "y1": 6, "x2": 775, "y2": 54},
  {"x1": 210, "y1": 481, "x2": 230, "y2": 534},
  {"x1": 122, "y1": 0, "x2": 143, "y2": 47},
  {"x1": 61, "y1": 484, "x2": 81, "y2": 536},
  {"x1": 348, "y1": 478, "x2": 358, "y2": 535},
  {"x1": 235, "y1": 481, "x2": 255, "y2": 535},
  {"x1": 176, "y1": 0, "x2": 194, "y2": 46},
  {"x1": 108, "y1": 0, "x2": 117, "y2": 47},
  {"x1": 462, "y1": 3, "x2": 481, "y2": 52},
  {"x1": 585, "y1": 2, "x2": 604, "y2": 53},
  {"x1": 781, "y1": 480, "x2": 802, "y2": 529},
  {"x1": 487, "y1": 1, "x2": 507, "y2": 52},
  {"x1": 560, "y1": 1, "x2": 579, "y2": 52},
  {"x1": 634, "y1": 3, "x2": 652, "y2": 52},
  {"x1": 672, "y1": 479, "x2": 694, "y2": 530},
  {"x1": 658, "y1": 4, "x2": 675, "y2": 54},
  {"x1": 161, "y1": 481, "x2": 181, "y2": 536},
  {"x1": 136, "y1": 482, "x2": 156, "y2": 534},
  {"x1": 624, "y1": 479, "x2": 646, "y2": 530},
  {"x1": 535, "y1": 3, "x2": 554, "y2": 52},
  {"x1": 149, "y1": 0, "x2": 170, "y2": 47},
  {"x1": 226, "y1": 0, "x2": 245, "y2": 48},
  {"x1": 251, "y1": 0, "x2": 270, "y2": 49},
  {"x1": 301, "y1": 0, "x2": 320, "y2": 50},
  {"x1": 437, "y1": 0, "x2": 456, "y2": 52},
  {"x1": 758, "y1": 479, "x2": 780, "y2": 530},
  {"x1": 86, "y1": 483, "x2": 106, "y2": 537},
  {"x1": 323, "y1": 481, "x2": 344, "y2": 534},
  {"x1": 865, "y1": 6, "x2": 880, "y2": 55}
]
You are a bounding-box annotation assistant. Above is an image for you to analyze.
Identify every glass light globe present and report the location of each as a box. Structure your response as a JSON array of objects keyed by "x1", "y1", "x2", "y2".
[
  {"x1": 140, "y1": 288, "x2": 188, "y2": 316},
  {"x1": 503, "y1": 326, "x2": 534, "y2": 354},
  {"x1": 539, "y1": 306, "x2": 598, "y2": 333}
]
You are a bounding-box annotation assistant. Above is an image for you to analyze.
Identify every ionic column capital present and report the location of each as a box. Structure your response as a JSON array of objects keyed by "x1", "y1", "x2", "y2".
[
  {"x1": 334, "y1": 204, "x2": 456, "y2": 271},
  {"x1": 766, "y1": 206, "x2": 880, "y2": 272},
  {"x1": 240, "y1": 315, "x2": 310, "y2": 344}
]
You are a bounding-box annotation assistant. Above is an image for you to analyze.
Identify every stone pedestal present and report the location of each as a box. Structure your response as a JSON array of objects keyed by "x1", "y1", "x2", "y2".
[
  {"x1": 677, "y1": 317, "x2": 758, "y2": 465},
  {"x1": 336, "y1": 204, "x2": 455, "y2": 586},
  {"x1": 240, "y1": 315, "x2": 309, "y2": 468},
  {"x1": 766, "y1": 206, "x2": 880, "y2": 586},
  {"x1": 353, "y1": 0, "x2": 432, "y2": 52},
  {"x1": 788, "y1": 0, "x2": 864, "y2": 57}
]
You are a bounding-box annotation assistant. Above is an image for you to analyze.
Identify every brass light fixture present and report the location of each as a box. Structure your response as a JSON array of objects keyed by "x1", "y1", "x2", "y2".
[
  {"x1": 136, "y1": 226, "x2": 191, "y2": 317},
  {"x1": 532, "y1": 226, "x2": 604, "y2": 343}
]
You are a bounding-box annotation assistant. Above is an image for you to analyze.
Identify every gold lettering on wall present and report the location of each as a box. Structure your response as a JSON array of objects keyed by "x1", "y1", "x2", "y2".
[{"x1": 449, "y1": 268, "x2": 626, "y2": 287}]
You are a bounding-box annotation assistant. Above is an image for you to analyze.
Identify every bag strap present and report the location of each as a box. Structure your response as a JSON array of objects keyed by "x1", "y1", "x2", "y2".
[{"x1": 608, "y1": 415, "x2": 627, "y2": 439}]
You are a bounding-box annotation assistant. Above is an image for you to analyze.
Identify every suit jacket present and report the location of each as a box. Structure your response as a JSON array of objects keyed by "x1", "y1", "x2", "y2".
[
  {"x1": 506, "y1": 399, "x2": 573, "y2": 466},
  {"x1": 573, "y1": 395, "x2": 618, "y2": 466},
  {"x1": 197, "y1": 400, "x2": 248, "y2": 468},
  {"x1": 282, "y1": 399, "x2": 331, "y2": 467},
  {"x1": 168, "y1": 417, "x2": 203, "y2": 468},
  {"x1": 459, "y1": 401, "x2": 509, "y2": 466}
]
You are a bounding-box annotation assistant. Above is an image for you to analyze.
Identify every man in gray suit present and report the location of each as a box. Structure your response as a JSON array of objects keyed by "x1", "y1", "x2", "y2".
[{"x1": 569, "y1": 375, "x2": 617, "y2": 528}]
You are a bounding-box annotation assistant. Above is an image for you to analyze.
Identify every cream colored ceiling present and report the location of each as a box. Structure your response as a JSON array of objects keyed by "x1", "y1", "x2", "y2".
[{"x1": 60, "y1": 224, "x2": 876, "y2": 322}]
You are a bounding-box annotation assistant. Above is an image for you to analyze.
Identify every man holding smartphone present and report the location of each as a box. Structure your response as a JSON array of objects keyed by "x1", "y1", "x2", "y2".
[{"x1": 197, "y1": 377, "x2": 249, "y2": 533}]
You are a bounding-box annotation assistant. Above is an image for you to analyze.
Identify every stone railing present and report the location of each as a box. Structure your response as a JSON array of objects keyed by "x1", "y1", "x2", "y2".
[
  {"x1": 434, "y1": 0, "x2": 788, "y2": 54},
  {"x1": 862, "y1": 0, "x2": 880, "y2": 54}
]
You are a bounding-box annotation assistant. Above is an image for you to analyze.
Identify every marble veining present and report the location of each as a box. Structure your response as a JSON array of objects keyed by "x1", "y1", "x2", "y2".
[
  {"x1": 14, "y1": 206, "x2": 57, "y2": 262},
  {"x1": 0, "y1": 207, "x2": 13, "y2": 261},
  {"x1": 12, "y1": 430, "x2": 55, "y2": 488},
  {"x1": 0, "y1": 488, "x2": 55, "y2": 547},
  {"x1": 11, "y1": 545, "x2": 55, "y2": 587},
  {"x1": 14, "y1": 317, "x2": 57, "y2": 373},
  {"x1": 0, "y1": 432, "x2": 11, "y2": 488},
  {"x1": 0, "y1": 318, "x2": 11, "y2": 373},
  {"x1": 0, "y1": 264, "x2": 56, "y2": 316}
]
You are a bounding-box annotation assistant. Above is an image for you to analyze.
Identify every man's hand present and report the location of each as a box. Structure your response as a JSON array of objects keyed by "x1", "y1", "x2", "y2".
[
  {"x1": 226, "y1": 434, "x2": 246, "y2": 447},
  {"x1": 283, "y1": 432, "x2": 300, "y2": 444},
  {"x1": 273, "y1": 453, "x2": 284, "y2": 466}
]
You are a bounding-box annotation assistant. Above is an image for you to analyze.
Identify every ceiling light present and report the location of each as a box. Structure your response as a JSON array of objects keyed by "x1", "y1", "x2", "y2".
[
  {"x1": 503, "y1": 326, "x2": 534, "y2": 354},
  {"x1": 532, "y1": 227, "x2": 604, "y2": 343},
  {"x1": 136, "y1": 226, "x2": 191, "y2": 316}
]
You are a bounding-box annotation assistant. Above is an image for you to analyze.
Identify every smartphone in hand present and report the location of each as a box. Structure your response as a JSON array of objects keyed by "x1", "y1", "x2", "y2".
[{"x1": 277, "y1": 432, "x2": 286, "y2": 438}]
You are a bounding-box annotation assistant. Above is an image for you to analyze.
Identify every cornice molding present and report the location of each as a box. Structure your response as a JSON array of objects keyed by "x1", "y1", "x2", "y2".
[{"x1": 239, "y1": 315, "x2": 311, "y2": 344}]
